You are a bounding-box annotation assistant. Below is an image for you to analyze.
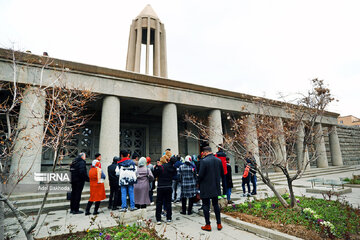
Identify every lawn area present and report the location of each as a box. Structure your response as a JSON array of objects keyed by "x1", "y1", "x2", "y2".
[
  {"x1": 36, "y1": 224, "x2": 165, "y2": 240},
  {"x1": 224, "y1": 196, "x2": 360, "y2": 240}
]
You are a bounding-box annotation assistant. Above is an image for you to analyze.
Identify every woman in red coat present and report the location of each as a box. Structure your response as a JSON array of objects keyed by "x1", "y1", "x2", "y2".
[{"x1": 85, "y1": 160, "x2": 106, "y2": 215}]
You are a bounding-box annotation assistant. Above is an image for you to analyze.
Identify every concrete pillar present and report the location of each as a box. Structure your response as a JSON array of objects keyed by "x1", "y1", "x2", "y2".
[
  {"x1": 134, "y1": 18, "x2": 142, "y2": 73},
  {"x1": 227, "y1": 152, "x2": 236, "y2": 175},
  {"x1": 328, "y1": 126, "x2": 343, "y2": 166},
  {"x1": 160, "y1": 24, "x2": 168, "y2": 78},
  {"x1": 273, "y1": 118, "x2": 287, "y2": 172},
  {"x1": 315, "y1": 123, "x2": 328, "y2": 168},
  {"x1": 222, "y1": 119, "x2": 236, "y2": 174},
  {"x1": 126, "y1": 20, "x2": 136, "y2": 71},
  {"x1": 145, "y1": 17, "x2": 150, "y2": 74},
  {"x1": 161, "y1": 103, "x2": 179, "y2": 155},
  {"x1": 296, "y1": 123, "x2": 310, "y2": 170},
  {"x1": 99, "y1": 96, "x2": 120, "y2": 188},
  {"x1": 208, "y1": 109, "x2": 223, "y2": 152},
  {"x1": 244, "y1": 114, "x2": 260, "y2": 167},
  {"x1": 153, "y1": 20, "x2": 161, "y2": 76},
  {"x1": 10, "y1": 86, "x2": 45, "y2": 185}
]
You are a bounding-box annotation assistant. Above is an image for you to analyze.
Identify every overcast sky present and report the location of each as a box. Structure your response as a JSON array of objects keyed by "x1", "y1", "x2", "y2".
[{"x1": 0, "y1": 0, "x2": 359, "y2": 117}]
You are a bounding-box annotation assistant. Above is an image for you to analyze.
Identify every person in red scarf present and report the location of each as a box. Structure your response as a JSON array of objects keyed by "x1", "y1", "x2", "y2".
[
  {"x1": 85, "y1": 159, "x2": 106, "y2": 215},
  {"x1": 215, "y1": 146, "x2": 228, "y2": 198}
]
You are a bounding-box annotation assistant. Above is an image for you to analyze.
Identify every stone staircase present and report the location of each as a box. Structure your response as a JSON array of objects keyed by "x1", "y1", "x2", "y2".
[
  {"x1": 232, "y1": 164, "x2": 359, "y2": 191},
  {"x1": 5, "y1": 165, "x2": 359, "y2": 217}
]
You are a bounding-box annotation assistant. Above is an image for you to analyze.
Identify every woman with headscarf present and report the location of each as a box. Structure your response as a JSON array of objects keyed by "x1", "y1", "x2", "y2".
[
  {"x1": 179, "y1": 155, "x2": 197, "y2": 215},
  {"x1": 85, "y1": 160, "x2": 106, "y2": 215},
  {"x1": 134, "y1": 157, "x2": 154, "y2": 209}
]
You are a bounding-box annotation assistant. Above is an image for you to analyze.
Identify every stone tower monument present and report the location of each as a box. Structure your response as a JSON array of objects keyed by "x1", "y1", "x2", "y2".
[{"x1": 126, "y1": 4, "x2": 168, "y2": 78}]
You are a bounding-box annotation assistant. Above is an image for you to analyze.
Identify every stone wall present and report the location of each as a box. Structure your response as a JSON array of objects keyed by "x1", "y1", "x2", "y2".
[
  {"x1": 337, "y1": 125, "x2": 360, "y2": 165},
  {"x1": 325, "y1": 125, "x2": 360, "y2": 166}
]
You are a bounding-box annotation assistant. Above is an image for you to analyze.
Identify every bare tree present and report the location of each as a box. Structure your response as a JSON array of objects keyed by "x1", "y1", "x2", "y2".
[
  {"x1": 185, "y1": 79, "x2": 334, "y2": 209},
  {"x1": 0, "y1": 49, "x2": 97, "y2": 240}
]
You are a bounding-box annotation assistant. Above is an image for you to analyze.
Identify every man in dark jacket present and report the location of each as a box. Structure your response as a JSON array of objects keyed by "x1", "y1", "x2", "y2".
[
  {"x1": 108, "y1": 156, "x2": 120, "y2": 210},
  {"x1": 172, "y1": 155, "x2": 183, "y2": 202},
  {"x1": 70, "y1": 152, "x2": 89, "y2": 214},
  {"x1": 246, "y1": 151, "x2": 257, "y2": 195},
  {"x1": 153, "y1": 155, "x2": 176, "y2": 224},
  {"x1": 198, "y1": 146, "x2": 224, "y2": 231}
]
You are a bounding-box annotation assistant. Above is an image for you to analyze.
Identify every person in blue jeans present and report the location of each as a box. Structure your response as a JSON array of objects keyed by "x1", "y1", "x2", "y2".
[
  {"x1": 115, "y1": 150, "x2": 138, "y2": 212},
  {"x1": 245, "y1": 151, "x2": 257, "y2": 195},
  {"x1": 225, "y1": 157, "x2": 233, "y2": 203}
]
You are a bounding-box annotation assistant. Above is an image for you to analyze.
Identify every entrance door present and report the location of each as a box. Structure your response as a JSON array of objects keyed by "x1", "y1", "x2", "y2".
[{"x1": 120, "y1": 127, "x2": 146, "y2": 157}]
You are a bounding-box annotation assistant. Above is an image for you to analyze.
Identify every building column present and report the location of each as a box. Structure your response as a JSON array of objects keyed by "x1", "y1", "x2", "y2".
[
  {"x1": 161, "y1": 103, "x2": 179, "y2": 155},
  {"x1": 10, "y1": 86, "x2": 45, "y2": 185},
  {"x1": 296, "y1": 123, "x2": 310, "y2": 170},
  {"x1": 244, "y1": 114, "x2": 260, "y2": 167},
  {"x1": 223, "y1": 119, "x2": 236, "y2": 174},
  {"x1": 99, "y1": 96, "x2": 120, "y2": 188},
  {"x1": 145, "y1": 17, "x2": 151, "y2": 74},
  {"x1": 160, "y1": 24, "x2": 168, "y2": 78},
  {"x1": 134, "y1": 18, "x2": 143, "y2": 73},
  {"x1": 126, "y1": 20, "x2": 136, "y2": 71},
  {"x1": 328, "y1": 125, "x2": 343, "y2": 166},
  {"x1": 273, "y1": 118, "x2": 287, "y2": 172},
  {"x1": 315, "y1": 123, "x2": 328, "y2": 168},
  {"x1": 153, "y1": 20, "x2": 161, "y2": 76},
  {"x1": 208, "y1": 109, "x2": 223, "y2": 153}
]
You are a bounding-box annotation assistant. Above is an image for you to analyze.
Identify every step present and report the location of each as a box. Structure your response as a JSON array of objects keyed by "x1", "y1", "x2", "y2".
[{"x1": 232, "y1": 165, "x2": 357, "y2": 183}]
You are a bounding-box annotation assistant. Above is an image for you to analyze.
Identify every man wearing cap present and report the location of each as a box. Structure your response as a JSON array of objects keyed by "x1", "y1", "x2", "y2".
[{"x1": 198, "y1": 146, "x2": 224, "y2": 231}]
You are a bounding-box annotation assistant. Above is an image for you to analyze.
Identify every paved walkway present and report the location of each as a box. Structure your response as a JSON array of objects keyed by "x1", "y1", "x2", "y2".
[
  {"x1": 5, "y1": 167, "x2": 360, "y2": 239},
  {"x1": 5, "y1": 203, "x2": 266, "y2": 240},
  {"x1": 153, "y1": 209, "x2": 266, "y2": 240}
]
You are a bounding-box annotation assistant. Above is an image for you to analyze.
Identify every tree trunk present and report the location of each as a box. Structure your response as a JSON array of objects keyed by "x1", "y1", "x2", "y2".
[
  {"x1": 265, "y1": 181, "x2": 290, "y2": 208},
  {"x1": 0, "y1": 201, "x2": 4, "y2": 240},
  {"x1": 1, "y1": 193, "x2": 34, "y2": 240},
  {"x1": 288, "y1": 180, "x2": 299, "y2": 209},
  {"x1": 258, "y1": 170, "x2": 289, "y2": 208}
]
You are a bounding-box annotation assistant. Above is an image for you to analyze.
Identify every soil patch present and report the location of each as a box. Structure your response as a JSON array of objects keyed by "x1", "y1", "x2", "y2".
[{"x1": 225, "y1": 212, "x2": 333, "y2": 240}]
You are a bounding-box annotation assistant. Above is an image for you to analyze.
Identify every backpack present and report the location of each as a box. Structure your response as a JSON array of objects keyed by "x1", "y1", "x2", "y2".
[{"x1": 243, "y1": 164, "x2": 250, "y2": 178}]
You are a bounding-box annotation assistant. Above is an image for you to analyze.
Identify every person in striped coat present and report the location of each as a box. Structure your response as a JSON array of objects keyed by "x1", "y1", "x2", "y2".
[{"x1": 179, "y1": 155, "x2": 197, "y2": 215}]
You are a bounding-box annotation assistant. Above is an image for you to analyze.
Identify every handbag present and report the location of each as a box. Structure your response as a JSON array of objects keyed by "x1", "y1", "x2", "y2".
[
  {"x1": 193, "y1": 192, "x2": 201, "y2": 203},
  {"x1": 66, "y1": 191, "x2": 71, "y2": 200}
]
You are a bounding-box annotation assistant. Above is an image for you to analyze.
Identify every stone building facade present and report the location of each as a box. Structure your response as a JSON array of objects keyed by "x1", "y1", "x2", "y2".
[{"x1": 0, "y1": 5, "x2": 350, "y2": 186}]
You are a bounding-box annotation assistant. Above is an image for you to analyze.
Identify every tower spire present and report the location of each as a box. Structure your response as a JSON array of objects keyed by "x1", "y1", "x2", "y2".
[
  {"x1": 137, "y1": 4, "x2": 159, "y2": 19},
  {"x1": 126, "y1": 5, "x2": 167, "y2": 78}
]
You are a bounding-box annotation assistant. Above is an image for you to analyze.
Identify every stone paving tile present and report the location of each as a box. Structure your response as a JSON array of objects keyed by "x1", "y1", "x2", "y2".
[
  {"x1": 5, "y1": 214, "x2": 47, "y2": 240},
  {"x1": 150, "y1": 210, "x2": 266, "y2": 240}
]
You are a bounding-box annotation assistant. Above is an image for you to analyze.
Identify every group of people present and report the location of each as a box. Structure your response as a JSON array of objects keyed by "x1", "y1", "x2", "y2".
[{"x1": 69, "y1": 146, "x2": 256, "y2": 231}]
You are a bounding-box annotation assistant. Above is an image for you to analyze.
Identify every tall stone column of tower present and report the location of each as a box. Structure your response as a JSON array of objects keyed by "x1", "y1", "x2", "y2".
[{"x1": 126, "y1": 5, "x2": 168, "y2": 78}]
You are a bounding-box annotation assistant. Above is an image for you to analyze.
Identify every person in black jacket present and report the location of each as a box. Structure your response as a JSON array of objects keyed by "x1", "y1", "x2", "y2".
[
  {"x1": 246, "y1": 151, "x2": 257, "y2": 195},
  {"x1": 108, "y1": 156, "x2": 120, "y2": 210},
  {"x1": 70, "y1": 152, "x2": 89, "y2": 214},
  {"x1": 198, "y1": 146, "x2": 224, "y2": 231},
  {"x1": 226, "y1": 157, "x2": 234, "y2": 203},
  {"x1": 153, "y1": 155, "x2": 176, "y2": 224}
]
